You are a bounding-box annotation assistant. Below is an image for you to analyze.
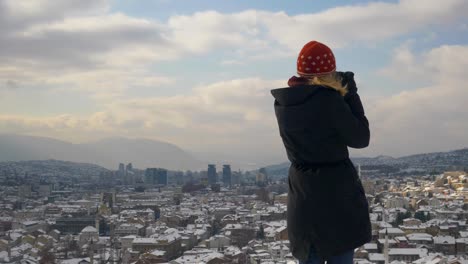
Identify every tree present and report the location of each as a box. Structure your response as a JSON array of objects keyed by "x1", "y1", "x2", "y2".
[
  {"x1": 211, "y1": 219, "x2": 221, "y2": 236},
  {"x1": 394, "y1": 211, "x2": 412, "y2": 226},
  {"x1": 374, "y1": 195, "x2": 382, "y2": 205},
  {"x1": 256, "y1": 188, "x2": 270, "y2": 203},
  {"x1": 39, "y1": 246, "x2": 56, "y2": 264},
  {"x1": 377, "y1": 214, "x2": 382, "y2": 221},
  {"x1": 135, "y1": 186, "x2": 145, "y2": 192},
  {"x1": 414, "y1": 211, "x2": 427, "y2": 222},
  {"x1": 414, "y1": 211, "x2": 432, "y2": 223}
]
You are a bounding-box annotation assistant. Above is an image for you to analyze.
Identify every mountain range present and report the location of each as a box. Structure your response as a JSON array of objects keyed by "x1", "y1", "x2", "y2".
[
  {"x1": 0, "y1": 159, "x2": 109, "y2": 177},
  {"x1": 1, "y1": 134, "x2": 467, "y2": 173},
  {"x1": 0, "y1": 134, "x2": 204, "y2": 170},
  {"x1": 263, "y1": 148, "x2": 468, "y2": 177}
]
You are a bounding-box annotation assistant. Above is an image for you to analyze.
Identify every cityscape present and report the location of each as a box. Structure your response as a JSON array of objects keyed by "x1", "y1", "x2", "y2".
[{"x1": 0, "y1": 155, "x2": 467, "y2": 263}]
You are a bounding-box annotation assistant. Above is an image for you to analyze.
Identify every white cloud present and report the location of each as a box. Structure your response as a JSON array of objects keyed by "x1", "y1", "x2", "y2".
[
  {"x1": 363, "y1": 44, "x2": 468, "y2": 157},
  {"x1": 0, "y1": 78, "x2": 284, "y2": 155},
  {"x1": 2, "y1": 0, "x2": 466, "y2": 87},
  {"x1": 379, "y1": 43, "x2": 468, "y2": 82},
  {"x1": 258, "y1": 0, "x2": 467, "y2": 49},
  {"x1": 1, "y1": 0, "x2": 467, "y2": 164}
]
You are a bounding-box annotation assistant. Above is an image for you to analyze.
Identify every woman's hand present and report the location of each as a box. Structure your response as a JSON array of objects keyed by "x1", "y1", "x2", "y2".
[{"x1": 337, "y1": 71, "x2": 357, "y2": 97}]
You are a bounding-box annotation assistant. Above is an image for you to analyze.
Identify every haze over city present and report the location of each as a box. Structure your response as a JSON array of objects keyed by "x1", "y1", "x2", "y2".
[{"x1": 1, "y1": 0, "x2": 467, "y2": 168}]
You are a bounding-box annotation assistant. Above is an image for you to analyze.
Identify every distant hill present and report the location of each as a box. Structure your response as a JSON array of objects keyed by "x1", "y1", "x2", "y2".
[
  {"x1": 352, "y1": 148, "x2": 468, "y2": 168},
  {"x1": 263, "y1": 148, "x2": 468, "y2": 177},
  {"x1": 0, "y1": 134, "x2": 205, "y2": 170},
  {"x1": 0, "y1": 159, "x2": 108, "y2": 177}
]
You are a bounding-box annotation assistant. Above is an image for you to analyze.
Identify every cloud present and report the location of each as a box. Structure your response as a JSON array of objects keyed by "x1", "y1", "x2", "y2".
[
  {"x1": 378, "y1": 43, "x2": 468, "y2": 82},
  {"x1": 364, "y1": 44, "x2": 468, "y2": 156},
  {"x1": 1, "y1": 0, "x2": 467, "y2": 165},
  {"x1": 0, "y1": 0, "x2": 465, "y2": 114},
  {"x1": 260, "y1": 0, "x2": 467, "y2": 50},
  {"x1": 1, "y1": 45, "x2": 467, "y2": 162},
  {"x1": 1, "y1": 0, "x2": 466, "y2": 97},
  {"x1": 0, "y1": 78, "x2": 285, "y2": 155}
]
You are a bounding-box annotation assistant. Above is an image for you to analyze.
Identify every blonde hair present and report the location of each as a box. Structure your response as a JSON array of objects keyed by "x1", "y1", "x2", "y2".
[{"x1": 306, "y1": 72, "x2": 348, "y2": 96}]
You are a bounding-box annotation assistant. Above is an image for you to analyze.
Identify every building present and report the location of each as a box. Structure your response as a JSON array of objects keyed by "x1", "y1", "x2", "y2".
[
  {"x1": 18, "y1": 185, "x2": 32, "y2": 199},
  {"x1": 132, "y1": 238, "x2": 158, "y2": 252},
  {"x1": 145, "y1": 168, "x2": 168, "y2": 186},
  {"x1": 434, "y1": 236, "x2": 456, "y2": 255},
  {"x1": 78, "y1": 226, "x2": 99, "y2": 246},
  {"x1": 114, "y1": 223, "x2": 145, "y2": 237},
  {"x1": 155, "y1": 236, "x2": 182, "y2": 260},
  {"x1": 207, "y1": 235, "x2": 231, "y2": 249},
  {"x1": 223, "y1": 224, "x2": 256, "y2": 247},
  {"x1": 0, "y1": 217, "x2": 12, "y2": 233},
  {"x1": 406, "y1": 233, "x2": 433, "y2": 246},
  {"x1": 119, "y1": 163, "x2": 125, "y2": 174},
  {"x1": 256, "y1": 168, "x2": 268, "y2": 186},
  {"x1": 54, "y1": 217, "x2": 96, "y2": 234},
  {"x1": 38, "y1": 184, "x2": 52, "y2": 197},
  {"x1": 388, "y1": 248, "x2": 428, "y2": 262},
  {"x1": 125, "y1": 163, "x2": 134, "y2": 185},
  {"x1": 232, "y1": 170, "x2": 242, "y2": 185},
  {"x1": 222, "y1": 165, "x2": 232, "y2": 186},
  {"x1": 126, "y1": 163, "x2": 133, "y2": 172},
  {"x1": 208, "y1": 164, "x2": 217, "y2": 184},
  {"x1": 378, "y1": 228, "x2": 405, "y2": 239}
]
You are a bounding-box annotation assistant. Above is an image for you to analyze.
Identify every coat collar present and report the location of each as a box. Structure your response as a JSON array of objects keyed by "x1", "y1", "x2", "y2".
[{"x1": 271, "y1": 85, "x2": 333, "y2": 106}]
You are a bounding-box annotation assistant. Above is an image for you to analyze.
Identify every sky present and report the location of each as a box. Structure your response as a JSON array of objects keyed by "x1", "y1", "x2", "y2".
[{"x1": 0, "y1": 0, "x2": 467, "y2": 166}]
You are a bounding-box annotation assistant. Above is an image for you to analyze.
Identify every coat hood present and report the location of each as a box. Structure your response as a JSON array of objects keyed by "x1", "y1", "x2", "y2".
[{"x1": 270, "y1": 85, "x2": 322, "y2": 106}]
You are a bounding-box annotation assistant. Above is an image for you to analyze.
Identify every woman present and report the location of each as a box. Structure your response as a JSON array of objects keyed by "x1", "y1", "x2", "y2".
[{"x1": 270, "y1": 41, "x2": 372, "y2": 264}]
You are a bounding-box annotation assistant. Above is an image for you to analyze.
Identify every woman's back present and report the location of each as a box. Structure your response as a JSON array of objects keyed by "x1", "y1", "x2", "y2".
[{"x1": 271, "y1": 84, "x2": 369, "y2": 165}]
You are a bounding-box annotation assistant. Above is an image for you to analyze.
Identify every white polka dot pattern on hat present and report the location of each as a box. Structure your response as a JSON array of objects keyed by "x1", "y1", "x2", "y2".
[
  {"x1": 296, "y1": 41, "x2": 337, "y2": 76},
  {"x1": 297, "y1": 54, "x2": 336, "y2": 75}
]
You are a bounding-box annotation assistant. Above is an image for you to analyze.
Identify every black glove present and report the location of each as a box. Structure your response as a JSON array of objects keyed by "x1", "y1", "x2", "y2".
[
  {"x1": 337, "y1": 71, "x2": 365, "y2": 116},
  {"x1": 337, "y1": 71, "x2": 357, "y2": 97}
]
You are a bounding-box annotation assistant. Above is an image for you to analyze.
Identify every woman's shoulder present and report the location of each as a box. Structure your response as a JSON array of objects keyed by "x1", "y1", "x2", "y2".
[{"x1": 316, "y1": 85, "x2": 344, "y2": 100}]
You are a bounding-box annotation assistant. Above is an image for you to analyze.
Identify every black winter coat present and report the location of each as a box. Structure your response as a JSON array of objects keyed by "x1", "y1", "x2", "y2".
[{"x1": 270, "y1": 84, "x2": 372, "y2": 262}]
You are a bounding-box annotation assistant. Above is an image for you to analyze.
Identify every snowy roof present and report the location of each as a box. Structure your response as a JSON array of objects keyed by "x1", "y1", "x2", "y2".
[
  {"x1": 379, "y1": 228, "x2": 404, "y2": 234},
  {"x1": 133, "y1": 238, "x2": 157, "y2": 244},
  {"x1": 81, "y1": 226, "x2": 97, "y2": 233},
  {"x1": 363, "y1": 243, "x2": 378, "y2": 250},
  {"x1": 407, "y1": 233, "x2": 433, "y2": 241},
  {"x1": 368, "y1": 253, "x2": 384, "y2": 261},
  {"x1": 388, "y1": 248, "x2": 428, "y2": 257},
  {"x1": 433, "y1": 236, "x2": 455, "y2": 244},
  {"x1": 21, "y1": 221, "x2": 39, "y2": 226},
  {"x1": 412, "y1": 253, "x2": 446, "y2": 264},
  {"x1": 148, "y1": 249, "x2": 166, "y2": 256},
  {"x1": 173, "y1": 250, "x2": 224, "y2": 264}
]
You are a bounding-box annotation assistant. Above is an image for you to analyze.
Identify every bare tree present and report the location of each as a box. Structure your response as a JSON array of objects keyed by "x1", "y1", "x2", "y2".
[{"x1": 39, "y1": 246, "x2": 56, "y2": 264}]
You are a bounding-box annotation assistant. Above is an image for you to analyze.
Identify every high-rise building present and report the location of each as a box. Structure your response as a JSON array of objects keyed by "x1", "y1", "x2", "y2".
[
  {"x1": 126, "y1": 163, "x2": 133, "y2": 172},
  {"x1": 232, "y1": 170, "x2": 241, "y2": 185},
  {"x1": 200, "y1": 171, "x2": 208, "y2": 185},
  {"x1": 118, "y1": 163, "x2": 125, "y2": 174},
  {"x1": 207, "y1": 164, "x2": 217, "y2": 184},
  {"x1": 124, "y1": 163, "x2": 134, "y2": 185},
  {"x1": 222, "y1": 165, "x2": 232, "y2": 186},
  {"x1": 256, "y1": 168, "x2": 268, "y2": 186},
  {"x1": 145, "y1": 168, "x2": 168, "y2": 186}
]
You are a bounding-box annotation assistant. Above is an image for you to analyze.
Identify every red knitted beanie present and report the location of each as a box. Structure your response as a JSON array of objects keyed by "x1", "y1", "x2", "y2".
[{"x1": 296, "y1": 41, "x2": 336, "y2": 77}]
